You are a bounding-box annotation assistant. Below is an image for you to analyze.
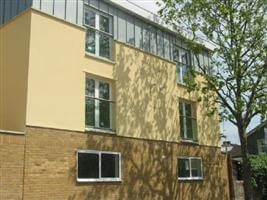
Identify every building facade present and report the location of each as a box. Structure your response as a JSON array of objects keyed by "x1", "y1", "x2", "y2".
[
  {"x1": 0, "y1": 0, "x2": 229, "y2": 199},
  {"x1": 247, "y1": 120, "x2": 267, "y2": 154}
]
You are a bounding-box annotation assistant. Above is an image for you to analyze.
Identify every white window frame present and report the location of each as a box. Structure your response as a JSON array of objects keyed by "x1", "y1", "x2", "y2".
[
  {"x1": 173, "y1": 45, "x2": 191, "y2": 84},
  {"x1": 77, "y1": 149, "x2": 122, "y2": 182},
  {"x1": 85, "y1": 77, "x2": 113, "y2": 130},
  {"x1": 84, "y1": 6, "x2": 113, "y2": 59},
  {"x1": 177, "y1": 156, "x2": 203, "y2": 180},
  {"x1": 179, "y1": 101, "x2": 197, "y2": 142}
]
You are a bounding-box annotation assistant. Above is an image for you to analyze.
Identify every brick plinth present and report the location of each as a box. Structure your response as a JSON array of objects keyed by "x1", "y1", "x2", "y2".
[
  {"x1": 0, "y1": 133, "x2": 25, "y2": 200},
  {"x1": 1, "y1": 127, "x2": 229, "y2": 200}
]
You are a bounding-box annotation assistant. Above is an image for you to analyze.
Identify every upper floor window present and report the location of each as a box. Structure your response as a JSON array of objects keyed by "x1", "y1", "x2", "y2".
[
  {"x1": 178, "y1": 157, "x2": 203, "y2": 180},
  {"x1": 77, "y1": 150, "x2": 121, "y2": 182},
  {"x1": 84, "y1": 7, "x2": 113, "y2": 59},
  {"x1": 173, "y1": 46, "x2": 191, "y2": 84},
  {"x1": 179, "y1": 101, "x2": 197, "y2": 142},
  {"x1": 85, "y1": 77, "x2": 114, "y2": 130}
]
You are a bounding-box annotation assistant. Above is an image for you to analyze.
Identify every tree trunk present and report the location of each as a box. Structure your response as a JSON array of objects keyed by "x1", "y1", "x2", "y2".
[{"x1": 238, "y1": 125, "x2": 253, "y2": 200}]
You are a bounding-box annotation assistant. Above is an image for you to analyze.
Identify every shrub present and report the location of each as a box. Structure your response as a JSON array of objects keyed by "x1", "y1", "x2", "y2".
[{"x1": 249, "y1": 153, "x2": 267, "y2": 199}]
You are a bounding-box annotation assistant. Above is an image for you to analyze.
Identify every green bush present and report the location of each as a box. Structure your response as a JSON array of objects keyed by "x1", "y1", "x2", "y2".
[{"x1": 249, "y1": 153, "x2": 267, "y2": 199}]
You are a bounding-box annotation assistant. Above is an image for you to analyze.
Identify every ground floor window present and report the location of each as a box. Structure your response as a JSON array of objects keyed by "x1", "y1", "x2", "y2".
[
  {"x1": 77, "y1": 150, "x2": 121, "y2": 182},
  {"x1": 178, "y1": 157, "x2": 203, "y2": 180}
]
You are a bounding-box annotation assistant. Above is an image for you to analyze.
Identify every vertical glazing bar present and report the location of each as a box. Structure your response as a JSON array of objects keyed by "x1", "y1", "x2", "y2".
[
  {"x1": 99, "y1": 152, "x2": 101, "y2": 179},
  {"x1": 95, "y1": 80, "x2": 99, "y2": 127},
  {"x1": 3, "y1": 0, "x2": 6, "y2": 23},
  {"x1": 76, "y1": 0, "x2": 78, "y2": 24},
  {"x1": 133, "y1": 17, "x2": 135, "y2": 47},
  {"x1": 109, "y1": 83, "x2": 112, "y2": 130},
  {"x1": 64, "y1": 0, "x2": 67, "y2": 20},
  {"x1": 52, "y1": 0, "x2": 55, "y2": 15}
]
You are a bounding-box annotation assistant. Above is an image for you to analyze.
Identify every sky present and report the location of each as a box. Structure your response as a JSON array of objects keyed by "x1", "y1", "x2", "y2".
[{"x1": 127, "y1": 0, "x2": 262, "y2": 145}]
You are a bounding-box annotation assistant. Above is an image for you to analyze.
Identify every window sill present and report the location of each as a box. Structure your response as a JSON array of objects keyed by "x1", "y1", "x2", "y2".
[
  {"x1": 176, "y1": 82, "x2": 190, "y2": 88},
  {"x1": 178, "y1": 177, "x2": 204, "y2": 181},
  {"x1": 85, "y1": 52, "x2": 115, "y2": 65},
  {"x1": 180, "y1": 140, "x2": 199, "y2": 145},
  {"x1": 85, "y1": 127, "x2": 116, "y2": 135},
  {"x1": 77, "y1": 178, "x2": 122, "y2": 183}
]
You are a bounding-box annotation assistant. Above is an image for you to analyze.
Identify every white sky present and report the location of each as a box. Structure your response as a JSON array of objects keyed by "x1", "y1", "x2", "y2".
[{"x1": 127, "y1": 0, "x2": 261, "y2": 145}]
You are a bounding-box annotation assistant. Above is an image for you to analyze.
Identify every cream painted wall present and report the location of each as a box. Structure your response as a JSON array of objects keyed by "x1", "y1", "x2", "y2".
[
  {"x1": 26, "y1": 10, "x2": 115, "y2": 132},
  {"x1": 18, "y1": 9, "x2": 219, "y2": 146},
  {"x1": 0, "y1": 10, "x2": 31, "y2": 131},
  {"x1": 114, "y1": 42, "x2": 220, "y2": 146}
]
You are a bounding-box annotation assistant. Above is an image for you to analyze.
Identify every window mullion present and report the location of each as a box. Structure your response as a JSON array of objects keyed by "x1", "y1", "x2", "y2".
[
  {"x1": 99, "y1": 152, "x2": 101, "y2": 179},
  {"x1": 95, "y1": 80, "x2": 100, "y2": 127},
  {"x1": 189, "y1": 158, "x2": 192, "y2": 178},
  {"x1": 183, "y1": 103, "x2": 187, "y2": 139},
  {"x1": 109, "y1": 83, "x2": 112, "y2": 130},
  {"x1": 95, "y1": 14, "x2": 100, "y2": 56}
]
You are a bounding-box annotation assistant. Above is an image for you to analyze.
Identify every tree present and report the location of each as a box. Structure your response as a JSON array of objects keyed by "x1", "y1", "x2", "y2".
[
  {"x1": 157, "y1": 0, "x2": 267, "y2": 199},
  {"x1": 249, "y1": 153, "x2": 267, "y2": 200}
]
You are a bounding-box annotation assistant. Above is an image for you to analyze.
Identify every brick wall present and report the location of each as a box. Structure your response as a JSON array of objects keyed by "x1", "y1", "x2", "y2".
[
  {"x1": 0, "y1": 133, "x2": 25, "y2": 200},
  {"x1": 21, "y1": 127, "x2": 229, "y2": 200}
]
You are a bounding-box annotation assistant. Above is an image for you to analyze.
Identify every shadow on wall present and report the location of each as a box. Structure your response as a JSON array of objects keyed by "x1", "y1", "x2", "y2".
[
  {"x1": 114, "y1": 42, "x2": 220, "y2": 146},
  {"x1": 114, "y1": 43, "x2": 178, "y2": 142},
  {"x1": 66, "y1": 44, "x2": 228, "y2": 200},
  {"x1": 65, "y1": 132, "x2": 228, "y2": 200}
]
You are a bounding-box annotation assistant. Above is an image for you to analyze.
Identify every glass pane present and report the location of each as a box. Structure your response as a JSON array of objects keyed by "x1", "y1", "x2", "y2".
[
  {"x1": 86, "y1": 79, "x2": 95, "y2": 97},
  {"x1": 101, "y1": 153, "x2": 120, "y2": 178},
  {"x1": 164, "y1": 33, "x2": 170, "y2": 59},
  {"x1": 86, "y1": 30, "x2": 96, "y2": 54},
  {"x1": 126, "y1": 15, "x2": 135, "y2": 45},
  {"x1": 85, "y1": 9, "x2": 96, "y2": 27},
  {"x1": 178, "y1": 158, "x2": 190, "y2": 177},
  {"x1": 192, "y1": 119, "x2": 198, "y2": 141},
  {"x1": 186, "y1": 117, "x2": 193, "y2": 139},
  {"x1": 173, "y1": 47, "x2": 179, "y2": 62},
  {"x1": 185, "y1": 103, "x2": 192, "y2": 117},
  {"x1": 99, "y1": 15, "x2": 110, "y2": 33},
  {"x1": 78, "y1": 152, "x2": 99, "y2": 179},
  {"x1": 180, "y1": 116, "x2": 185, "y2": 138},
  {"x1": 99, "y1": 33, "x2": 110, "y2": 59},
  {"x1": 118, "y1": 10, "x2": 126, "y2": 42},
  {"x1": 135, "y1": 19, "x2": 143, "y2": 49},
  {"x1": 85, "y1": 97, "x2": 95, "y2": 127},
  {"x1": 150, "y1": 26, "x2": 157, "y2": 54},
  {"x1": 181, "y1": 64, "x2": 188, "y2": 83},
  {"x1": 179, "y1": 102, "x2": 183, "y2": 115},
  {"x1": 176, "y1": 64, "x2": 182, "y2": 83},
  {"x1": 143, "y1": 25, "x2": 150, "y2": 51},
  {"x1": 157, "y1": 30, "x2": 164, "y2": 57},
  {"x1": 180, "y1": 49, "x2": 189, "y2": 65},
  {"x1": 99, "y1": 82, "x2": 110, "y2": 100},
  {"x1": 99, "y1": 100, "x2": 110, "y2": 128},
  {"x1": 191, "y1": 159, "x2": 202, "y2": 177}
]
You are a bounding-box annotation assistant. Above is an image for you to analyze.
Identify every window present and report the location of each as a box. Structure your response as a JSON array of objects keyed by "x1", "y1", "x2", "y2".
[
  {"x1": 173, "y1": 45, "x2": 191, "y2": 84},
  {"x1": 126, "y1": 15, "x2": 135, "y2": 46},
  {"x1": 178, "y1": 157, "x2": 203, "y2": 180},
  {"x1": 150, "y1": 26, "x2": 157, "y2": 54},
  {"x1": 179, "y1": 101, "x2": 197, "y2": 141},
  {"x1": 135, "y1": 19, "x2": 143, "y2": 49},
  {"x1": 77, "y1": 150, "x2": 121, "y2": 182},
  {"x1": 157, "y1": 29, "x2": 164, "y2": 57},
  {"x1": 85, "y1": 78, "x2": 113, "y2": 129},
  {"x1": 84, "y1": 7, "x2": 113, "y2": 59},
  {"x1": 143, "y1": 24, "x2": 150, "y2": 52}
]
